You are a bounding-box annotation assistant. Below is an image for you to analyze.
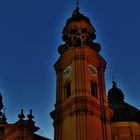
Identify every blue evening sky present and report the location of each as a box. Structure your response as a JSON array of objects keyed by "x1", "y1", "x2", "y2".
[{"x1": 0, "y1": 0, "x2": 140, "y2": 139}]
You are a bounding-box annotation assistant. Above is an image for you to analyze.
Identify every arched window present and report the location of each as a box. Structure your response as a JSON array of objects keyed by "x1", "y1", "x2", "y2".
[
  {"x1": 91, "y1": 81, "x2": 97, "y2": 98},
  {"x1": 66, "y1": 82, "x2": 71, "y2": 98}
]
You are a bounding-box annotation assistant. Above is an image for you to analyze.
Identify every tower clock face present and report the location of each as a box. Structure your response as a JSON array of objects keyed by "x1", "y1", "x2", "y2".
[
  {"x1": 63, "y1": 65, "x2": 72, "y2": 79},
  {"x1": 88, "y1": 64, "x2": 97, "y2": 76}
]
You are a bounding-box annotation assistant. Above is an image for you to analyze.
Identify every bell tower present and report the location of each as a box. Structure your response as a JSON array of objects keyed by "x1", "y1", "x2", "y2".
[{"x1": 51, "y1": 6, "x2": 112, "y2": 140}]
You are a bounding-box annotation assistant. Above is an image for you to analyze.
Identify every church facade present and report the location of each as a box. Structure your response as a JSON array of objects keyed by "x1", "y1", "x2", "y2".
[{"x1": 0, "y1": 95, "x2": 49, "y2": 140}]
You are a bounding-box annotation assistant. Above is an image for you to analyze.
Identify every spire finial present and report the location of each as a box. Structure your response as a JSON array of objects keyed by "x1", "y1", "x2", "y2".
[
  {"x1": 18, "y1": 109, "x2": 25, "y2": 121},
  {"x1": 72, "y1": 0, "x2": 80, "y2": 16},
  {"x1": 27, "y1": 109, "x2": 34, "y2": 121},
  {"x1": 76, "y1": 0, "x2": 79, "y2": 8},
  {"x1": 112, "y1": 77, "x2": 117, "y2": 88}
]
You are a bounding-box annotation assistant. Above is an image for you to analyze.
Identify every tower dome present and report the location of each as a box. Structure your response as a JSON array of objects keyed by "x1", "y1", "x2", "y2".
[
  {"x1": 58, "y1": 6, "x2": 101, "y2": 54},
  {"x1": 108, "y1": 81, "x2": 124, "y2": 103},
  {"x1": 108, "y1": 81, "x2": 140, "y2": 122},
  {"x1": 65, "y1": 6, "x2": 93, "y2": 26}
]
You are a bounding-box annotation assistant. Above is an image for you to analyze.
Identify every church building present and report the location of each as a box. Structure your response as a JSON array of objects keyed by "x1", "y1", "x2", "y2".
[{"x1": 0, "y1": 4, "x2": 140, "y2": 140}]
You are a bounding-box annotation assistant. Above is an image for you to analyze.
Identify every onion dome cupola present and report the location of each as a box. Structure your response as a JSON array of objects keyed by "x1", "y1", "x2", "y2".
[
  {"x1": 58, "y1": 6, "x2": 101, "y2": 54},
  {"x1": 108, "y1": 81, "x2": 124, "y2": 103},
  {"x1": 107, "y1": 81, "x2": 140, "y2": 122}
]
